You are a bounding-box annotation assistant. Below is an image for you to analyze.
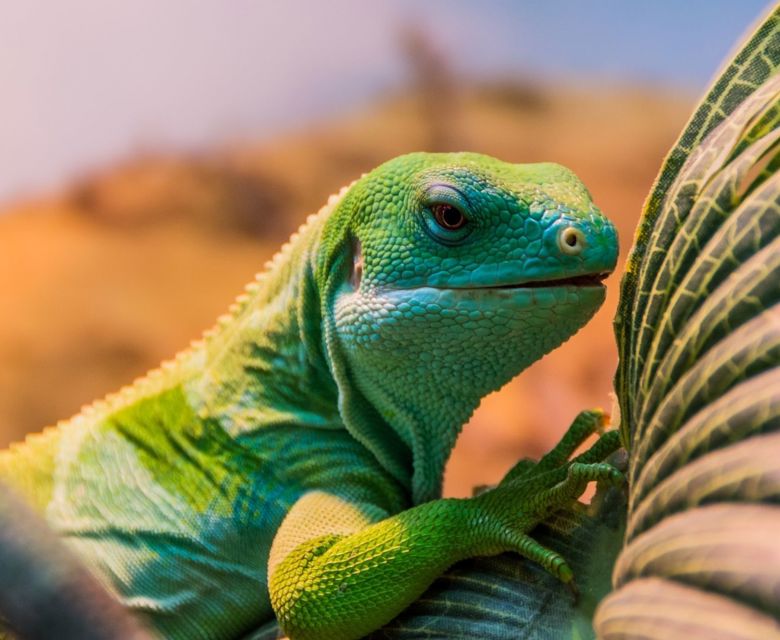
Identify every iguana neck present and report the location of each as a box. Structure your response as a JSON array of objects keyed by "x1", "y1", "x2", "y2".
[{"x1": 186, "y1": 206, "x2": 341, "y2": 445}]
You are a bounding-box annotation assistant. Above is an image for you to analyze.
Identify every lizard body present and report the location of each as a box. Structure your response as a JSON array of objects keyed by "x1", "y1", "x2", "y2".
[{"x1": 0, "y1": 152, "x2": 619, "y2": 639}]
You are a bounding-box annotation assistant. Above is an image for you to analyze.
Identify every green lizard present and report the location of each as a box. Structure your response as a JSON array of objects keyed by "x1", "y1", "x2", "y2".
[{"x1": 0, "y1": 151, "x2": 620, "y2": 640}]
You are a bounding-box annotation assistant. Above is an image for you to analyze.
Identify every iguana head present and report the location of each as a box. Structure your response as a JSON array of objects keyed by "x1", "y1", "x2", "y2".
[{"x1": 320, "y1": 152, "x2": 618, "y2": 500}]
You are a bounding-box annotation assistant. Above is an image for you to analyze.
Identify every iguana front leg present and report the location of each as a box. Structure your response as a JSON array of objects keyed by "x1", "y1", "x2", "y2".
[{"x1": 269, "y1": 420, "x2": 623, "y2": 640}]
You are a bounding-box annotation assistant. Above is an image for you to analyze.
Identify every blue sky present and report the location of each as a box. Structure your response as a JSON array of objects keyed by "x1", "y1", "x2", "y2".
[{"x1": 0, "y1": 1, "x2": 771, "y2": 205}]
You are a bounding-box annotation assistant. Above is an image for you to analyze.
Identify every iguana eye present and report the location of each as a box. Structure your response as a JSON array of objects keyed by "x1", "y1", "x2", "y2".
[
  {"x1": 422, "y1": 184, "x2": 472, "y2": 244},
  {"x1": 432, "y1": 203, "x2": 466, "y2": 230}
]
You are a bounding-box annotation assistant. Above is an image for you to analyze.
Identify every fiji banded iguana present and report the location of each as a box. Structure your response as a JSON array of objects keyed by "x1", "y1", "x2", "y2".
[
  {"x1": 3, "y1": 3, "x2": 780, "y2": 640},
  {"x1": 0, "y1": 152, "x2": 623, "y2": 640}
]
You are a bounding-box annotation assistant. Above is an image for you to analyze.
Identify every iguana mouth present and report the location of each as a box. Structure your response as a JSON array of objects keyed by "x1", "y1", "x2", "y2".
[
  {"x1": 492, "y1": 272, "x2": 610, "y2": 289},
  {"x1": 418, "y1": 272, "x2": 610, "y2": 291}
]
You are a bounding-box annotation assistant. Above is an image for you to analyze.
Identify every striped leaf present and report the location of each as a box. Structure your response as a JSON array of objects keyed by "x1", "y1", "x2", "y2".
[
  {"x1": 596, "y1": 4, "x2": 780, "y2": 638},
  {"x1": 595, "y1": 578, "x2": 780, "y2": 639},
  {"x1": 614, "y1": 4, "x2": 780, "y2": 446}
]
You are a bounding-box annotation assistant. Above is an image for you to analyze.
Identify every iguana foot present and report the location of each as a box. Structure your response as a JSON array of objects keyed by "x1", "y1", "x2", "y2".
[
  {"x1": 500, "y1": 408, "x2": 611, "y2": 485},
  {"x1": 468, "y1": 411, "x2": 624, "y2": 584}
]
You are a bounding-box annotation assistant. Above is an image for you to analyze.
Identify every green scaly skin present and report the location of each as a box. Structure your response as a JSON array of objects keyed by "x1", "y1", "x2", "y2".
[{"x1": 0, "y1": 152, "x2": 619, "y2": 640}]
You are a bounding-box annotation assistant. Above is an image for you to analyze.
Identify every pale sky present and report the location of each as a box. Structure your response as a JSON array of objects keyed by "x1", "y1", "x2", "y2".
[{"x1": 0, "y1": 0, "x2": 770, "y2": 206}]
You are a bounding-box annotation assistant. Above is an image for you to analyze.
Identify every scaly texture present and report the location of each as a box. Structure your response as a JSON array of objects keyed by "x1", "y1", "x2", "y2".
[{"x1": 0, "y1": 152, "x2": 619, "y2": 639}]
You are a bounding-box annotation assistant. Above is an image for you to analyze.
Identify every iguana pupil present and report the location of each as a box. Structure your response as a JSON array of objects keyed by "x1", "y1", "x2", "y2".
[{"x1": 432, "y1": 202, "x2": 466, "y2": 229}]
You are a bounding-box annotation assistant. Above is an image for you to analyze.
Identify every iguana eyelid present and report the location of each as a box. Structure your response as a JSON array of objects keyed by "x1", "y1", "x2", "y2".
[{"x1": 422, "y1": 184, "x2": 471, "y2": 213}]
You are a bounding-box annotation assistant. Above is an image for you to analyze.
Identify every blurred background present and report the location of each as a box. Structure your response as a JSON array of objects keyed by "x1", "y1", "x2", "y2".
[{"x1": 0, "y1": 0, "x2": 770, "y2": 496}]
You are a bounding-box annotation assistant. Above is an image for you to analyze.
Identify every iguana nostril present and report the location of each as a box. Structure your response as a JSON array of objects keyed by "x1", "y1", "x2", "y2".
[{"x1": 558, "y1": 227, "x2": 585, "y2": 255}]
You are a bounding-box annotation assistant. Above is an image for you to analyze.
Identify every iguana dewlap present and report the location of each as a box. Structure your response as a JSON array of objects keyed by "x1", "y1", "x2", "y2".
[{"x1": 0, "y1": 152, "x2": 620, "y2": 640}]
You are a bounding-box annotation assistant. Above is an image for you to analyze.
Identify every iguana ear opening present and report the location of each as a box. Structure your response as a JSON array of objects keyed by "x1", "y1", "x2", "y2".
[{"x1": 351, "y1": 238, "x2": 363, "y2": 290}]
